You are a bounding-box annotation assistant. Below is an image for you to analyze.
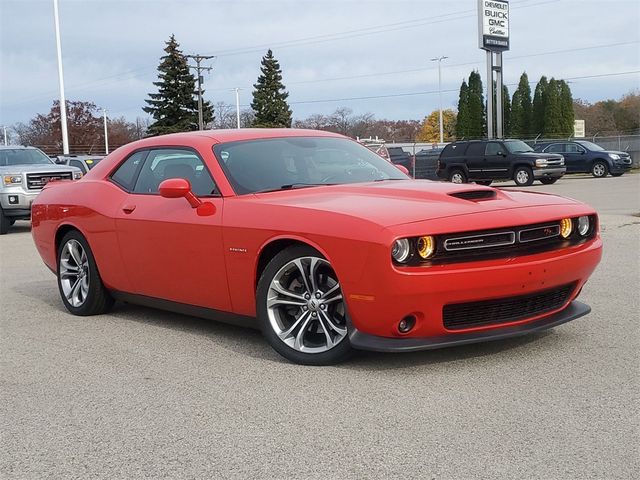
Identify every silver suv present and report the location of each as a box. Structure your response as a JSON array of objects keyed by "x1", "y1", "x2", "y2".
[{"x1": 0, "y1": 146, "x2": 82, "y2": 234}]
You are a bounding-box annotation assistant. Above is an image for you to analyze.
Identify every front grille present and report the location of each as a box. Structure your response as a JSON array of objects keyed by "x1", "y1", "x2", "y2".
[
  {"x1": 544, "y1": 158, "x2": 564, "y2": 167},
  {"x1": 26, "y1": 172, "x2": 73, "y2": 190},
  {"x1": 443, "y1": 283, "x2": 576, "y2": 330}
]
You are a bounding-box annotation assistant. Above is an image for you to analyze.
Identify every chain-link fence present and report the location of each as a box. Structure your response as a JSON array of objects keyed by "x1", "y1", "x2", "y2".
[{"x1": 388, "y1": 134, "x2": 640, "y2": 179}]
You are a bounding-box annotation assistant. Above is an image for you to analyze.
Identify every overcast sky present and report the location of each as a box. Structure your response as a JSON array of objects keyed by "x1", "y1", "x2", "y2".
[{"x1": 1, "y1": 0, "x2": 639, "y2": 126}]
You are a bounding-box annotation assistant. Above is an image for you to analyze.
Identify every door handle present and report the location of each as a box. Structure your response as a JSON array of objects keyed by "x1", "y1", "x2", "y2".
[{"x1": 122, "y1": 204, "x2": 136, "y2": 214}]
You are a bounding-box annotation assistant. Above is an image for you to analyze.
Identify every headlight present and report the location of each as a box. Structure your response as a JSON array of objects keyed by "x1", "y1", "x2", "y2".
[
  {"x1": 391, "y1": 239, "x2": 411, "y2": 263},
  {"x1": 560, "y1": 218, "x2": 573, "y2": 238},
  {"x1": 73, "y1": 171, "x2": 83, "y2": 180},
  {"x1": 609, "y1": 153, "x2": 620, "y2": 160},
  {"x1": 559, "y1": 156, "x2": 565, "y2": 166},
  {"x1": 417, "y1": 236, "x2": 436, "y2": 259},
  {"x1": 3, "y1": 174, "x2": 22, "y2": 185},
  {"x1": 535, "y1": 158, "x2": 548, "y2": 167},
  {"x1": 577, "y1": 216, "x2": 590, "y2": 236}
]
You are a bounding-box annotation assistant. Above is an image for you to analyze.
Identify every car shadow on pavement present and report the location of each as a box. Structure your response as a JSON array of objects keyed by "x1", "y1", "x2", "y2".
[{"x1": 13, "y1": 280, "x2": 560, "y2": 368}]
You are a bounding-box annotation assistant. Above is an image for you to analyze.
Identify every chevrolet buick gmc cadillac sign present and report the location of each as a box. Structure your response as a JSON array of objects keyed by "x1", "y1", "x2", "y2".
[{"x1": 478, "y1": 0, "x2": 510, "y2": 51}]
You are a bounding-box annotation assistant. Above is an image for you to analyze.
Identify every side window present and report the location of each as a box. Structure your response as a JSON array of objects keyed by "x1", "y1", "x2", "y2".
[
  {"x1": 133, "y1": 148, "x2": 217, "y2": 196},
  {"x1": 485, "y1": 142, "x2": 502, "y2": 156},
  {"x1": 465, "y1": 142, "x2": 485, "y2": 157},
  {"x1": 566, "y1": 144, "x2": 582, "y2": 153},
  {"x1": 111, "y1": 150, "x2": 147, "y2": 191},
  {"x1": 69, "y1": 159, "x2": 87, "y2": 174},
  {"x1": 546, "y1": 144, "x2": 564, "y2": 153}
]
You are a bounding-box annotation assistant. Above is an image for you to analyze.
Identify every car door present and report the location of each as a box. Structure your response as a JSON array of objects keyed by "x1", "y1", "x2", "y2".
[
  {"x1": 464, "y1": 142, "x2": 487, "y2": 179},
  {"x1": 563, "y1": 143, "x2": 587, "y2": 172},
  {"x1": 112, "y1": 147, "x2": 231, "y2": 312},
  {"x1": 483, "y1": 141, "x2": 509, "y2": 179}
]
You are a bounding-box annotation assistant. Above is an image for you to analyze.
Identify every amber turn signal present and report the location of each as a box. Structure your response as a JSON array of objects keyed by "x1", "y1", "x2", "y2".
[
  {"x1": 560, "y1": 218, "x2": 573, "y2": 238},
  {"x1": 417, "y1": 235, "x2": 436, "y2": 259}
]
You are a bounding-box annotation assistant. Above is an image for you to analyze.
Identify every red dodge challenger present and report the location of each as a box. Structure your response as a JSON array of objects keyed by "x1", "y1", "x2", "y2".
[{"x1": 31, "y1": 129, "x2": 602, "y2": 365}]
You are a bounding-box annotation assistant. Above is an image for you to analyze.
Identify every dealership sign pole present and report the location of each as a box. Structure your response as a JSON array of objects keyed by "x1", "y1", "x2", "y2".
[{"x1": 478, "y1": 0, "x2": 509, "y2": 139}]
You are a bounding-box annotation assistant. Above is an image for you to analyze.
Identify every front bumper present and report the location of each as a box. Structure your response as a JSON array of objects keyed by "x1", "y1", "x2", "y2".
[
  {"x1": 0, "y1": 190, "x2": 38, "y2": 217},
  {"x1": 610, "y1": 162, "x2": 632, "y2": 173},
  {"x1": 350, "y1": 300, "x2": 590, "y2": 352},
  {"x1": 533, "y1": 167, "x2": 566, "y2": 179}
]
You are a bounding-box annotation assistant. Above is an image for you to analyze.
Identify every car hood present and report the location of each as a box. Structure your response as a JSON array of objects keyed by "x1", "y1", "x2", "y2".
[
  {"x1": 251, "y1": 180, "x2": 581, "y2": 228},
  {"x1": 0, "y1": 164, "x2": 80, "y2": 173}
]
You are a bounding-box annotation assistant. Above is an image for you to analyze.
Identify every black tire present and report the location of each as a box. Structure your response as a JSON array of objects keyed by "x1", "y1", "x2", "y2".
[
  {"x1": 448, "y1": 169, "x2": 467, "y2": 184},
  {"x1": 0, "y1": 208, "x2": 10, "y2": 235},
  {"x1": 57, "y1": 230, "x2": 114, "y2": 316},
  {"x1": 476, "y1": 180, "x2": 492, "y2": 186},
  {"x1": 513, "y1": 166, "x2": 534, "y2": 186},
  {"x1": 591, "y1": 160, "x2": 609, "y2": 178},
  {"x1": 539, "y1": 177, "x2": 558, "y2": 185},
  {"x1": 9, "y1": 219, "x2": 16, "y2": 226},
  {"x1": 610, "y1": 172, "x2": 624, "y2": 177},
  {"x1": 256, "y1": 245, "x2": 353, "y2": 365}
]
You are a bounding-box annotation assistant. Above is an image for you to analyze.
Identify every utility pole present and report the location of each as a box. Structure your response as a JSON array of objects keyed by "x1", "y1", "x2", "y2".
[
  {"x1": 53, "y1": 0, "x2": 69, "y2": 154},
  {"x1": 103, "y1": 108, "x2": 109, "y2": 154},
  {"x1": 234, "y1": 88, "x2": 241, "y2": 129},
  {"x1": 430, "y1": 56, "x2": 448, "y2": 144},
  {"x1": 185, "y1": 54, "x2": 214, "y2": 130}
]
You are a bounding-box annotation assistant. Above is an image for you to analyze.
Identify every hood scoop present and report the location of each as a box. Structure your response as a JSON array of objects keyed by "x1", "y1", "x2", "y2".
[{"x1": 449, "y1": 189, "x2": 497, "y2": 201}]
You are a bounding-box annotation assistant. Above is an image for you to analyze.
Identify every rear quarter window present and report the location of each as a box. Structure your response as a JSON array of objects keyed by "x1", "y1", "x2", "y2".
[{"x1": 440, "y1": 143, "x2": 467, "y2": 158}]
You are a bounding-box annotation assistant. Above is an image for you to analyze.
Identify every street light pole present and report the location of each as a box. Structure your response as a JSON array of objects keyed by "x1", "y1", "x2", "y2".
[
  {"x1": 234, "y1": 88, "x2": 241, "y2": 129},
  {"x1": 103, "y1": 108, "x2": 109, "y2": 154},
  {"x1": 3, "y1": 126, "x2": 7, "y2": 146},
  {"x1": 53, "y1": 0, "x2": 69, "y2": 154},
  {"x1": 430, "y1": 56, "x2": 448, "y2": 144}
]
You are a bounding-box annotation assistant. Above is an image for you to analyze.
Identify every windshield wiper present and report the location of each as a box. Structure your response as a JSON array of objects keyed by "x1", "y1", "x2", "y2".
[{"x1": 254, "y1": 183, "x2": 331, "y2": 193}]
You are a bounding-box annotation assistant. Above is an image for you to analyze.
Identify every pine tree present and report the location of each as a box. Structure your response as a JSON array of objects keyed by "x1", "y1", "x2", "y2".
[
  {"x1": 531, "y1": 75, "x2": 549, "y2": 136},
  {"x1": 543, "y1": 78, "x2": 563, "y2": 138},
  {"x1": 467, "y1": 71, "x2": 485, "y2": 139},
  {"x1": 559, "y1": 80, "x2": 575, "y2": 137},
  {"x1": 455, "y1": 80, "x2": 469, "y2": 139},
  {"x1": 143, "y1": 35, "x2": 213, "y2": 136},
  {"x1": 510, "y1": 72, "x2": 532, "y2": 138},
  {"x1": 502, "y1": 84, "x2": 511, "y2": 137},
  {"x1": 492, "y1": 81, "x2": 511, "y2": 137},
  {"x1": 251, "y1": 50, "x2": 292, "y2": 127}
]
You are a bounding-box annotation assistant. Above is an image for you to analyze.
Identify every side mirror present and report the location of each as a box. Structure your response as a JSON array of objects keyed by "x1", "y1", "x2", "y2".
[
  {"x1": 395, "y1": 164, "x2": 410, "y2": 176},
  {"x1": 159, "y1": 178, "x2": 191, "y2": 199},
  {"x1": 159, "y1": 178, "x2": 216, "y2": 216}
]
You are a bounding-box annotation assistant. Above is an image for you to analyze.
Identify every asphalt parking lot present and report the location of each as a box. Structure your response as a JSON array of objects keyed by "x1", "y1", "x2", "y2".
[{"x1": 1, "y1": 174, "x2": 639, "y2": 479}]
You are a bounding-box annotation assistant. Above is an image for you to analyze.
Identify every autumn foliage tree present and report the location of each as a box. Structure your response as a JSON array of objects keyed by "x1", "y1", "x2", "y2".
[{"x1": 416, "y1": 109, "x2": 457, "y2": 142}]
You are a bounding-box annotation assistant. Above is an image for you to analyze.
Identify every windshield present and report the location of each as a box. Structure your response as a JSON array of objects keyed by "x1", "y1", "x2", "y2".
[
  {"x1": 576, "y1": 140, "x2": 605, "y2": 151},
  {"x1": 504, "y1": 140, "x2": 534, "y2": 154},
  {"x1": 213, "y1": 136, "x2": 407, "y2": 194},
  {"x1": 0, "y1": 148, "x2": 53, "y2": 167}
]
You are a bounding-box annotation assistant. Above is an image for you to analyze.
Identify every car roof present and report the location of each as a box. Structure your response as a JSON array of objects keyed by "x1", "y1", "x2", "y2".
[
  {"x1": 130, "y1": 128, "x2": 345, "y2": 148},
  {"x1": 0, "y1": 145, "x2": 40, "y2": 150}
]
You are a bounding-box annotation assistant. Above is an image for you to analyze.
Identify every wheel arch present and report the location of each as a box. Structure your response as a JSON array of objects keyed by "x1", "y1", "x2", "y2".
[
  {"x1": 254, "y1": 236, "x2": 333, "y2": 290},
  {"x1": 55, "y1": 223, "x2": 86, "y2": 260}
]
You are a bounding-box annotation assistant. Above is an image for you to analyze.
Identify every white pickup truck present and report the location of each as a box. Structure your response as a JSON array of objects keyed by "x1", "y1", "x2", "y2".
[{"x1": 0, "y1": 146, "x2": 82, "y2": 234}]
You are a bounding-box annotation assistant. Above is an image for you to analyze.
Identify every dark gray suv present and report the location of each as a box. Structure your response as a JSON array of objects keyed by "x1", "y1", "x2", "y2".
[
  {"x1": 436, "y1": 139, "x2": 566, "y2": 186},
  {"x1": 533, "y1": 140, "x2": 632, "y2": 178}
]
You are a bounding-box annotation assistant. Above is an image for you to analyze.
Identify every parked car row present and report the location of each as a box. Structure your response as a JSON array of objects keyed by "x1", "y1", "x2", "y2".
[{"x1": 372, "y1": 139, "x2": 633, "y2": 186}]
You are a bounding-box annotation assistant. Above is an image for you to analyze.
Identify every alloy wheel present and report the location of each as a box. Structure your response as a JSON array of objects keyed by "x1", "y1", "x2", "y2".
[
  {"x1": 450, "y1": 172, "x2": 464, "y2": 184},
  {"x1": 516, "y1": 170, "x2": 530, "y2": 185},
  {"x1": 266, "y1": 256, "x2": 347, "y2": 354},
  {"x1": 592, "y1": 162, "x2": 606, "y2": 177},
  {"x1": 59, "y1": 239, "x2": 90, "y2": 307}
]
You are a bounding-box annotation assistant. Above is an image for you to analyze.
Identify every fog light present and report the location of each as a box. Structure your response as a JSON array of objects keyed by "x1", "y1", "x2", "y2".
[
  {"x1": 577, "y1": 216, "x2": 590, "y2": 236},
  {"x1": 8, "y1": 195, "x2": 18, "y2": 204},
  {"x1": 560, "y1": 218, "x2": 573, "y2": 238},
  {"x1": 398, "y1": 315, "x2": 416, "y2": 334},
  {"x1": 417, "y1": 235, "x2": 435, "y2": 259}
]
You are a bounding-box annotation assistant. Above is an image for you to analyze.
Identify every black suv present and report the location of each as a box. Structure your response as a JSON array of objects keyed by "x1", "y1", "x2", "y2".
[
  {"x1": 533, "y1": 140, "x2": 632, "y2": 178},
  {"x1": 436, "y1": 139, "x2": 566, "y2": 186}
]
